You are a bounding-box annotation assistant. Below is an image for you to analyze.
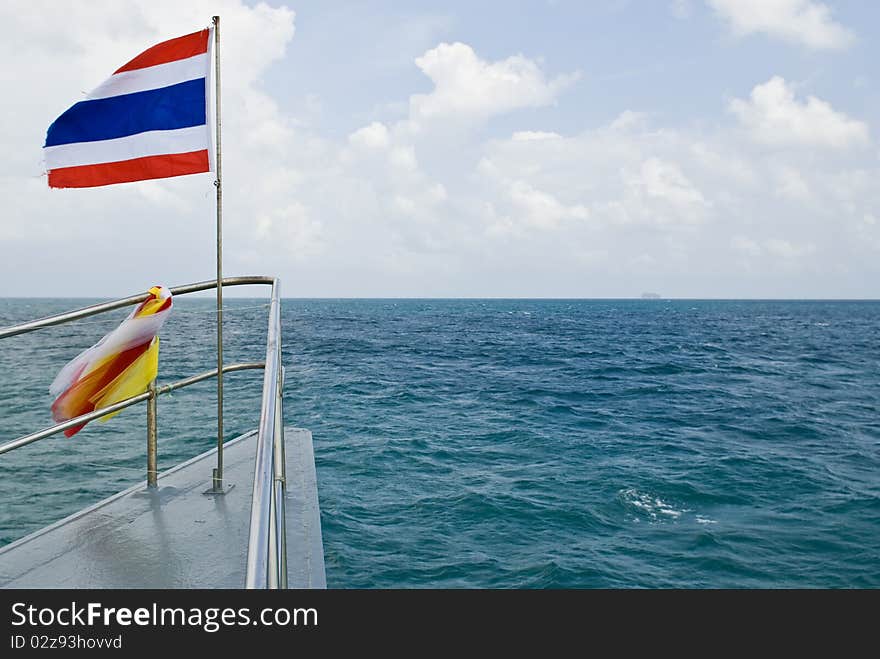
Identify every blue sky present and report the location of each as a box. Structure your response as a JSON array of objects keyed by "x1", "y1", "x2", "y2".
[
  {"x1": 0, "y1": 0, "x2": 878, "y2": 297},
  {"x1": 272, "y1": 1, "x2": 878, "y2": 131}
]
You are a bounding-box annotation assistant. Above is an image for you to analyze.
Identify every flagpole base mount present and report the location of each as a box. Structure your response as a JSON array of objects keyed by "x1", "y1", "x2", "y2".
[
  {"x1": 204, "y1": 468, "x2": 234, "y2": 495},
  {"x1": 204, "y1": 483, "x2": 234, "y2": 496}
]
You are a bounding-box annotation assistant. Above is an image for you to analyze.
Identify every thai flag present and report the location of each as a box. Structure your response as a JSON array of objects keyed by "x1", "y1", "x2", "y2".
[{"x1": 43, "y1": 28, "x2": 214, "y2": 188}]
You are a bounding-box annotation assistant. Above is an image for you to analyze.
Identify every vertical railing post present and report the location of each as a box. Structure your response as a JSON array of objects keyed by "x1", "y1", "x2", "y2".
[
  {"x1": 274, "y1": 358, "x2": 288, "y2": 588},
  {"x1": 146, "y1": 379, "x2": 158, "y2": 488},
  {"x1": 266, "y1": 311, "x2": 286, "y2": 588},
  {"x1": 267, "y1": 484, "x2": 279, "y2": 588}
]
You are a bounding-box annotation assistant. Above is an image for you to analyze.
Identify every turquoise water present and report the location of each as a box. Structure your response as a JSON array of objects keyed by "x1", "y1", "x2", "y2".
[{"x1": 1, "y1": 298, "x2": 879, "y2": 587}]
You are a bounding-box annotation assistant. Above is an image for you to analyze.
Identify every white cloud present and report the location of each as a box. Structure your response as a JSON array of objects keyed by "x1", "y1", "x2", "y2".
[
  {"x1": 506, "y1": 180, "x2": 589, "y2": 229},
  {"x1": 635, "y1": 157, "x2": 708, "y2": 210},
  {"x1": 732, "y1": 236, "x2": 816, "y2": 259},
  {"x1": 774, "y1": 165, "x2": 811, "y2": 201},
  {"x1": 690, "y1": 142, "x2": 757, "y2": 186},
  {"x1": 335, "y1": 40, "x2": 583, "y2": 253},
  {"x1": 254, "y1": 201, "x2": 323, "y2": 261},
  {"x1": 708, "y1": 0, "x2": 855, "y2": 50},
  {"x1": 410, "y1": 42, "x2": 578, "y2": 121},
  {"x1": 349, "y1": 122, "x2": 390, "y2": 150},
  {"x1": 732, "y1": 235, "x2": 763, "y2": 257},
  {"x1": 477, "y1": 154, "x2": 592, "y2": 233},
  {"x1": 729, "y1": 76, "x2": 870, "y2": 149},
  {"x1": 765, "y1": 238, "x2": 816, "y2": 259},
  {"x1": 480, "y1": 116, "x2": 710, "y2": 232},
  {"x1": 609, "y1": 110, "x2": 649, "y2": 132},
  {"x1": 511, "y1": 131, "x2": 563, "y2": 141},
  {"x1": 389, "y1": 145, "x2": 419, "y2": 171},
  {"x1": 475, "y1": 105, "x2": 880, "y2": 294}
]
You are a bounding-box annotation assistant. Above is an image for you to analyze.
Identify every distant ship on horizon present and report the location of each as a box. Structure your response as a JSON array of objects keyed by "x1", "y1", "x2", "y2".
[{"x1": 640, "y1": 292, "x2": 661, "y2": 299}]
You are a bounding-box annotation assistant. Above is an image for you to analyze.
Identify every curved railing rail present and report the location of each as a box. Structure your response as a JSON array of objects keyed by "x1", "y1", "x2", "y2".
[
  {"x1": 0, "y1": 276, "x2": 275, "y2": 339},
  {"x1": 0, "y1": 276, "x2": 287, "y2": 589}
]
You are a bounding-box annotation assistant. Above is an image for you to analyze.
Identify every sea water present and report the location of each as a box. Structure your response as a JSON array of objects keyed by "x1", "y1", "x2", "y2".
[{"x1": 1, "y1": 298, "x2": 878, "y2": 588}]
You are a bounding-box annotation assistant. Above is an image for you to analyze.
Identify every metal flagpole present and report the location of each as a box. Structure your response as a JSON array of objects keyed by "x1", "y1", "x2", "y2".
[{"x1": 211, "y1": 14, "x2": 226, "y2": 493}]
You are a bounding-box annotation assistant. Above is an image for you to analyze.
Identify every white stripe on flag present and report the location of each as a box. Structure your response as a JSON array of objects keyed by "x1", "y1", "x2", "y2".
[
  {"x1": 43, "y1": 125, "x2": 209, "y2": 169},
  {"x1": 86, "y1": 53, "x2": 209, "y2": 100}
]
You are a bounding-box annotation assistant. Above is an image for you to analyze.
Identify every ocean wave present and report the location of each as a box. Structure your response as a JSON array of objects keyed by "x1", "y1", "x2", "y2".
[{"x1": 618, "y1": 487, "x2": 689, "y2": 521}]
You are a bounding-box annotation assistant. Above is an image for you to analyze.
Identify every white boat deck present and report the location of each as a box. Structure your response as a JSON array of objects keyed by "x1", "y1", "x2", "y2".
[{"x1": 0, "y1": 427, "x2": 325, "y2": 589}]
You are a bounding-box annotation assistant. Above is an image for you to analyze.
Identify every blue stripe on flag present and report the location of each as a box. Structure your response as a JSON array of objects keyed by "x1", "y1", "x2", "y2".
[{"x1": 45, "y1": 79, "x2": 205, "y2": 147}]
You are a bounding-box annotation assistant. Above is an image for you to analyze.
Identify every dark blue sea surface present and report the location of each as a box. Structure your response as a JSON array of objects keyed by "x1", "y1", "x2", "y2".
[{"x1": 1, "y1": 298, "x2": 878, "y2": 587}]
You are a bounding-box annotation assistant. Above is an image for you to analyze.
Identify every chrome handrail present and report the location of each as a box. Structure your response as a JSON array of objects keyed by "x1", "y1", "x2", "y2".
[
  {"x1": 245, "y1": 277, "x2": 286, "y2": 588},
  {"x1": 0, "y1": 276, "x2": 275, "y2": 340},
  {"x1": 0, "y1": 362, "x2": 265, "y2": 456},
  {"x1": 0, "y1": 276, "x2": 288, "y2": 589}
]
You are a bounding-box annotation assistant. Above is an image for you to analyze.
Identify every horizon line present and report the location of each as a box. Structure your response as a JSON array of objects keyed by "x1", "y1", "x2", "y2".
[{"x1": 2, "y1": 295, "x2": 879, "y2": 302}]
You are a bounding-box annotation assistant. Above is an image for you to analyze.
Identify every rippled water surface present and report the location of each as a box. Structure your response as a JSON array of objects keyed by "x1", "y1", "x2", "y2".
[{"x1": 1, "y1": 298, "x2": 879, "y2": 587}]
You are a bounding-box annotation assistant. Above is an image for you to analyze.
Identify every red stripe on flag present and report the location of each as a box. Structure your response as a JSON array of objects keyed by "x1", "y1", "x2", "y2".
[
  {"x1": 115, "y1": 29, "x2": 210, "y2": 73},
  {"x1": 48, "y1": 150, "x2": 210, "y2": 188}
]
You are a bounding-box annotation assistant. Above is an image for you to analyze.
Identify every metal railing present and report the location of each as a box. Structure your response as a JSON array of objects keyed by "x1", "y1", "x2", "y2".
[
  {"x1": 245, "y1": 277, "x2": 287, "y2": 588},
  {"x1": 0, "y1": 276, "x2": 288, "y2": 589}
]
